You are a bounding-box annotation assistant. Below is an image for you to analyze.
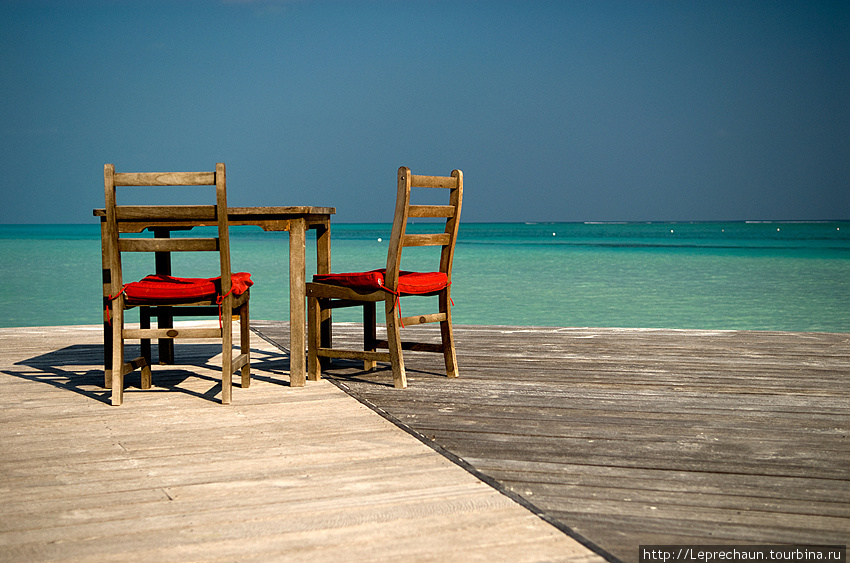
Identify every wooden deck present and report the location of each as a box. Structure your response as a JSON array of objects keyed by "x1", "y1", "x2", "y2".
[
  {"x1": 0, "y1": 323, "x2": 601, "y2": 563},
  {"x1": 2, "y1": 322, "x2": 848, "y2": 563},
  {"x1": 253, "y1": 321, "x2": 850, "y2": 563}
]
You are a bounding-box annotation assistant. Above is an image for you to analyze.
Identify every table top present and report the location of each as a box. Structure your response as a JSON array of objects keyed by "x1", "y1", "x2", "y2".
[
  {"x1": 93, "y1": 206, "x2": 335, "y2": 218},
  {"x1": 93, "y1": 205, "x2": 335, "y2": 233}
]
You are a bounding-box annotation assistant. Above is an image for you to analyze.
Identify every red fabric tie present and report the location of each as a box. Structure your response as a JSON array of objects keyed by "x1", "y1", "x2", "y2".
[{"x1": 105, "y1": 287, "x2": 126, "y2": 325}]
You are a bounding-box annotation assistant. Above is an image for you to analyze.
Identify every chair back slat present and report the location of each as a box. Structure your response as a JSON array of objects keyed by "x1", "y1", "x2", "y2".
[
  {"x1": 115, "y1": 205, "x2": 218, "y2": 221},
  {"x1": 402, "y1": 233, "x2": 451, "y2": 247},
  {"x1": 118, "y1": 238, "x2": 219, "y2": 253},
  {"x1": 410, "y1": 174, "x2": 458, "y2": 189},
  {"x1": 408, "y1": 205, "x2": 456, "y2": 218},
  {"x1": 114, "y1": 171, "x2": 216, "y2": 186}
]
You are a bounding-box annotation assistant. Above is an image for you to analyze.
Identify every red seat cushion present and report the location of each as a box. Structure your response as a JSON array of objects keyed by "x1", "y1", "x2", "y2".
[
  {"x1": 123, "y1": 272, "x2": 253, "y2": 305},
  {"x1": 313, "y1": 269, "x2": 447, "y2": 295},
  {"x1": 395, "y1": 271, "x2": 449, "y2": 295}
]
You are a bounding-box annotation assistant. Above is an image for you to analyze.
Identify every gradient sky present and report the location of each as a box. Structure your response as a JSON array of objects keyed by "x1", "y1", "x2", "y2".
[{"x1": 2, "y1": 0, "x2": 848, "y2": 224}]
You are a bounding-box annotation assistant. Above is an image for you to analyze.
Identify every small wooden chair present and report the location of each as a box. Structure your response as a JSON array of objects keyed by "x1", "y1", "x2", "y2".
[
  {"x1": 306, "y1": 166, "x2": 463, "y2": 388},
  {"x1": 104, "y1": 163, "x2": 252, "y2": 406}
]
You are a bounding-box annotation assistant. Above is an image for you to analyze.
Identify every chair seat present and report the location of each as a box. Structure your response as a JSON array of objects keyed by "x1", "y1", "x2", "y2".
[
  {"x1": 124, "y1": 272, "x2": 253, "y2": 305},
  {"x1": 312, "y1": 269, "x2": 447, "y2": 295}
]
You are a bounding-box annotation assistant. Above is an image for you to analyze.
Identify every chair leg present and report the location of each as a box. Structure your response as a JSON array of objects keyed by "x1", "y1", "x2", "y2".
[
  {"x1": 363, "y1": 302, "x2": 377, "y2": 371},
  {"x1": 440, "y1": 293, "x2": 459, "y2": 378},
  {"x1": 111, "y1": 305, "x2": 125, "y2": 406},
  {"x1": 240, "y1": 301, "x2": 251, "y2": 389},
  {"x1": 140, "y1": 308, "x2": 151, "y2": 363},
  {"x1": 384, "y1": 298, "x2": 407, "y2": 389},
  {"x1": 139, "y1": 308, "x2": 152, "y2": 389},
  {"x1": 140, "y1": 361, "x2": 152, "y2": 392},
  {"x1": 103, "y1": 313, "x2": 112, "y2": 389},
  {"x1": 307, "y1": 295, "x2": 322, "y2": 381},
  {"x1": 320, "y1": 300, "x2": 332, "y2": 370},
  {"x1": 441, "y1": 320, "x2": 459, "y2": 379},
  {"x1": 221, "y1": 306, "x2": 233, "y2": 405}
]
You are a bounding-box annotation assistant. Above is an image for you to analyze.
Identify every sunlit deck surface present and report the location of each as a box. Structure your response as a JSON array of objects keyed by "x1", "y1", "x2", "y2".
[
  {"x1": 0, "y1": 323, "x2": 600, "y2": 563},
  {"x1": 2, "y1": 322, "x2": 848, "y2": 563}
]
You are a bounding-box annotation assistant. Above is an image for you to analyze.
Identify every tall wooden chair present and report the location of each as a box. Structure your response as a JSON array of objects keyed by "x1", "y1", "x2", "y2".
[
  {"x1": 306, "y1": 166, "x2": 463, "y2": 388},
  {"x1": 104, "y1": 163, "x2": 252, "y2": 406}
]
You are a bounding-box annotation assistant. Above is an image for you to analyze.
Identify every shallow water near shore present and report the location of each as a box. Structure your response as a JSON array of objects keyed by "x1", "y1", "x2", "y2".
[{"x1": 1, "y1": 221, "x2": 848, "y2": 332}]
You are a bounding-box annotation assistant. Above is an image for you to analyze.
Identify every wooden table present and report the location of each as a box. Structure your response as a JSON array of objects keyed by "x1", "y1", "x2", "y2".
[{"x1": 94, "y1": 206, "x2": 335, "y2": 387}]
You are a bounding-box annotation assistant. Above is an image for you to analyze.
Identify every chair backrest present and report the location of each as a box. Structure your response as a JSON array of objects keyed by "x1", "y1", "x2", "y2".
[
  {"x1": 103, "y1": 163, "x2": 233, "y2": 298},
  {"x1": 385, "y1": 166, "x2": 463, "y2": 290}
]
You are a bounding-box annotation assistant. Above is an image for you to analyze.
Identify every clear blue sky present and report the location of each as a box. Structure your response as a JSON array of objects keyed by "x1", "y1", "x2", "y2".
[{"x1": 2, "y1": 0, "x2": 848, "y2": 224}]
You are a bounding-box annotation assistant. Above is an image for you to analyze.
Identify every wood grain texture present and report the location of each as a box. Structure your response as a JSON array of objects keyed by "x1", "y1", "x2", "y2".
[
  {"x1": 253, "y1": 321, "x2": 850, "y2": 563},
  {"x1": 0, "y1": 323, "x2": 601, "y2": 563},
  {"x1": 113, "y1": 171, "x2": 215, "y2": 186}
]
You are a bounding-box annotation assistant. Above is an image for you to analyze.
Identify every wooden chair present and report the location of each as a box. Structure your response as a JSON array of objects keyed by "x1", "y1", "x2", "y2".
[
  {"x1": 104, "y1": 163, "x2": 252, "y2": 406},
  {"x1": 306, "y1": 166, "x2": 462, "y2": 388}
]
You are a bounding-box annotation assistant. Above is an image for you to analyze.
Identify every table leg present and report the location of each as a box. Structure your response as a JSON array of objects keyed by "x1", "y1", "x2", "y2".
[
  {"x1": 152, "y1": 228, "x2": 174, "y2": 364},
  {"x1": 289, "y1": 218, "x2": 307, "y2": 386}
]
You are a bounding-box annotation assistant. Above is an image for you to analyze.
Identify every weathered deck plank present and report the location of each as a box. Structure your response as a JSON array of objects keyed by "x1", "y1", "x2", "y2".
[
  {"x1": 252, "y1": 321, "x2": 850, "y2": 563},
  {"x1": 0, "y1": 324, "x2": 603, "y2": 563}
]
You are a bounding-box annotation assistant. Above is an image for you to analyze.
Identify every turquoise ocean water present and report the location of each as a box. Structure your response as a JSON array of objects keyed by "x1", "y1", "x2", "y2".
[{"x1": 1, "y1": 221, "x2": 848, "y2": 332}]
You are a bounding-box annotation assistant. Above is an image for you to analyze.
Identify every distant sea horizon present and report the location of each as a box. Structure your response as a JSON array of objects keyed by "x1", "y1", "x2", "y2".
[{"x1": 1, "y1": 221, "x2": 848, "y2": 332}]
